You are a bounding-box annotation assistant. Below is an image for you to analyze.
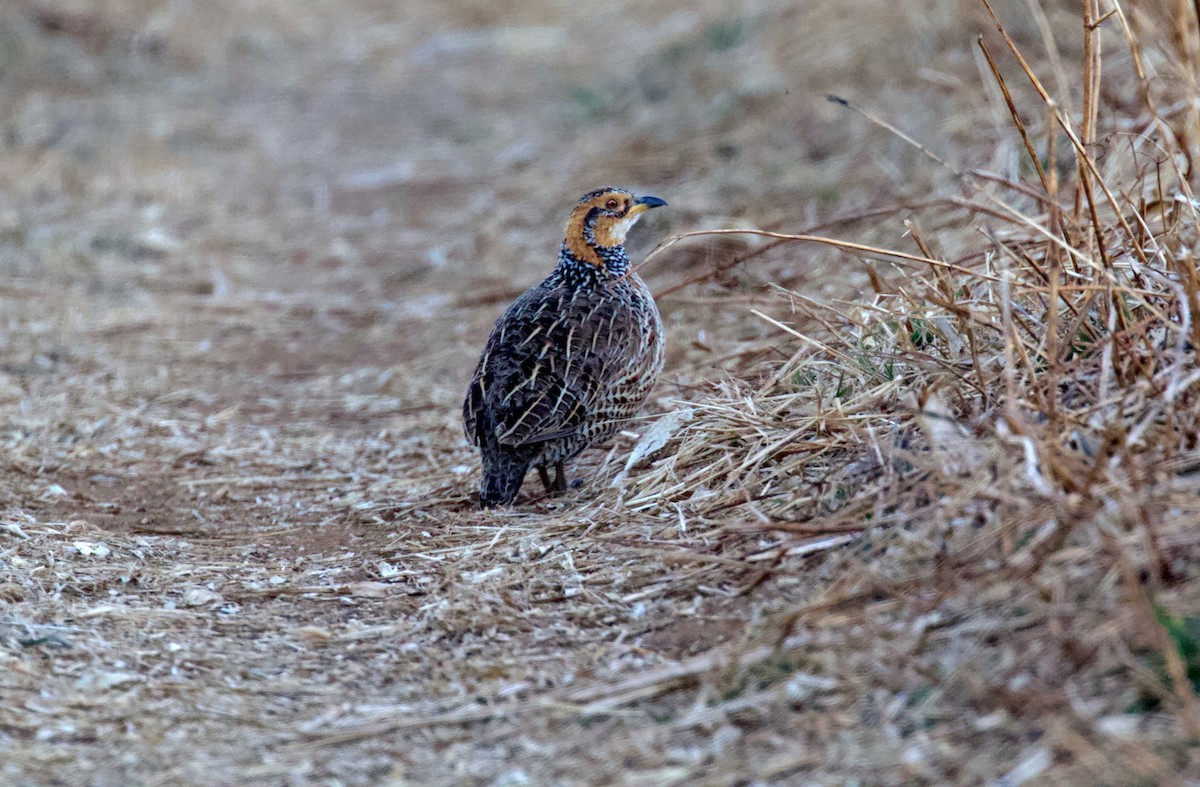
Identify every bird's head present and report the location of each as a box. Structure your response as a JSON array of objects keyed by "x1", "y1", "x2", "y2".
[{"x1": 562, "y1": 187, "x2": 668, "y2": 269}]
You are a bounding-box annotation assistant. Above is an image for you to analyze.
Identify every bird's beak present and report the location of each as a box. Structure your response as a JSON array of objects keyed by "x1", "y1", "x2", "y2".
[{"x1": 629, "y1": 195, "x2": 668, "y2": 215}]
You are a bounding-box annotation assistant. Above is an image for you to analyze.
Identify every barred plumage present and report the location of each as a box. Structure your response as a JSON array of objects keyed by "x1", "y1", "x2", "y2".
[{"x1": 463, "y1": 187, "x2": 668, "y2": 507}]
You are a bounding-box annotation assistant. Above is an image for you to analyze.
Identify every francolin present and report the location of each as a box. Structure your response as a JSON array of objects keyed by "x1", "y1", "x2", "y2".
[{"x1": 463, "y1": 187, "x2": 668, "y2": 508}]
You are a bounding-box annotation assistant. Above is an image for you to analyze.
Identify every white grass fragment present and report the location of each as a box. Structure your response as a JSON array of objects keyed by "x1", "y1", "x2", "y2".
[
  {"x1": 993, "y1": 747, "x2": 1052, "y2": 787},
  {"x1": 72, "y1": 541, "x2": 111, "y2": 558},
  {"x1": 182, "y1": 587, "x2": 223, "y2": 607}
]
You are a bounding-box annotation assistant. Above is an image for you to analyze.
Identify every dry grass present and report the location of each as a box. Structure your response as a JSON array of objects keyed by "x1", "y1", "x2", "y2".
[
  {"x1": 610, "y1": 1, "x2": 1200, "y2": 780},
  {"x1": 2, "y1": 0, "x2": 1200, "y2": 783}
]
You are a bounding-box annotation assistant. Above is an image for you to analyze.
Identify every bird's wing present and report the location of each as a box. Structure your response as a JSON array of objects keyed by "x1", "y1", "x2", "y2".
[
  {"x1": 463, "y1": 281, "x2": 643, "y2": 448},
  {"x1": 462, "y1": 372, "x2": 484, "y2": 444}
]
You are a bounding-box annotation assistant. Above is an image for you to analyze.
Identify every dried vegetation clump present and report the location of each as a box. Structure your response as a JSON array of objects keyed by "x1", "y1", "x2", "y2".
[{"x1": 612, "y1": 0, "x2": 1200, "y2": 779}]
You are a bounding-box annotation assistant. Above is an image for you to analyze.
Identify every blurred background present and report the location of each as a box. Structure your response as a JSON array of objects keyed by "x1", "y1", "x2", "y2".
[{"x1": 0, "y1": 0, "x2": 1058, "y2": 417}]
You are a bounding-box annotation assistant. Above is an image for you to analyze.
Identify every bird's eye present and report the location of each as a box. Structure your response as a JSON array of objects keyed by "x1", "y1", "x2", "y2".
[{"x1": 605, "y1": 199, "x2": 620, "y2": 210}]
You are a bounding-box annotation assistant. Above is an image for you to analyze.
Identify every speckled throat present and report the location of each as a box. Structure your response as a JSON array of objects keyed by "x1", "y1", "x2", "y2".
[
  {"x1": 560, "y1": 208, "x2": 631, "y2": 280},
  {"x1": 555, "y1": 239, "x2": 629, "y2": 287}
]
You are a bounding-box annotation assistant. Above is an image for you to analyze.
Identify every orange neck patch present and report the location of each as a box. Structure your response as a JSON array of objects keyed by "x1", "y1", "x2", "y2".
[{"x1": 563, "y1": 206, "x2": 606, "y2": 267}]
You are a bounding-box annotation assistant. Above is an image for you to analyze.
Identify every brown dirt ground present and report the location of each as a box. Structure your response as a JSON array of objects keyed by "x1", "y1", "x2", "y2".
[{"x1": 2, "y1": 0, "x2": 1196, "y2": 784}]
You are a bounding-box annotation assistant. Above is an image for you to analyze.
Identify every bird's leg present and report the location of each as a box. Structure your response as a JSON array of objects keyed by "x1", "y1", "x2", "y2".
[
  {"x1": 537, "y1": 466, "x2": 553, "y2": 494},
  {"x1": 552, "y1": 462, "x2": 568, "y2": 493}
]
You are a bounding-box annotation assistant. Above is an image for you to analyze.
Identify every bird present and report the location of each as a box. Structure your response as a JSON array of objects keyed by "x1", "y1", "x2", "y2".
[{"x1": 463, "y1": 187, "x2": 668, "y2": 508}]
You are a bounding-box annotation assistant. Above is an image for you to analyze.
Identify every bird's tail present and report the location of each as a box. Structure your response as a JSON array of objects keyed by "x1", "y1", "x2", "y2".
[
  {"x1": 475, "y1": 412, "x2": 534, "y2": 508},
  {"x1": 479, "y1": 451, "x2": 533, "y2": 508}
]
